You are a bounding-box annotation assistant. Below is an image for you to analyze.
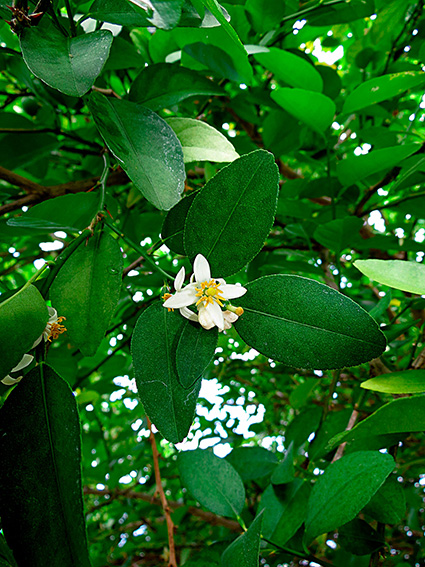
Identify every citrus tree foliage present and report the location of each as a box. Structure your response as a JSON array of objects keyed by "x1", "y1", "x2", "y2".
[{"x1": 2, "y1": 0, "x2": 425, "y2": 566}]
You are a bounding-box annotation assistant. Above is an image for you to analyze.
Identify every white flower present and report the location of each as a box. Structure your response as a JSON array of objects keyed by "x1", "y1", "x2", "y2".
[
  {"x1": 163, "y1": 255, "x2": 246, "y2": 332},
  {"x1": 1, "y1": 306, "x2": 66, "y2": 386}
]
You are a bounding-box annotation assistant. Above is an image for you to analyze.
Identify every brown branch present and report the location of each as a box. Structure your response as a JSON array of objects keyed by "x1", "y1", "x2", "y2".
[
  {"x1": 0, "y1": 169, "x2": 129, "y2": 216},
  {"x1": 147, "y1": 417, "x2": 177, "y2": 567},
  {"x1": 83, "y1": 488, "x2": 241, "y2": 532},
  {"x1": 354, "y1": 167, "x2": 400, "y2": 216}
]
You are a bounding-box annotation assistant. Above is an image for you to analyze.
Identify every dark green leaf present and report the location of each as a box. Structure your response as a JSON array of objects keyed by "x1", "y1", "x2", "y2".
[
  {"x1": 50, "y1": 230, "x2": 123, "y2": 357},
  {"x1": 254, "y1": 48, "x2": 323, "y2": 92},
  {"x1": 20, "y1": 21, "x2": 112, "y2": 97},
  {"x1": 271, "y1": 443, "x2": 295, "y2": 485},
  {"x1": 313, "y1": 217, "x2": 364, "y2": 253},
  {"x1": 161, "y1": 192, "x2": 198, "y2": 255},
  {"x1": 226, "y1": 446, "x2": 278, "y2": 481},
  {"x1": 129, "y1": 0, "x2": 184, "y2": 30},
  {"x1": 178, "y1": 448, "x2": 245, "y2": 517},
  {"x1": 88, "y1": 92, "x2": 185, "y2": 211},
  {"x1": 361, "y1": 370, "x2": 425, "y2": 394},
  {"x1": 220, "y1": 512, "x2": 263, "y2": 567},
  {"x1": 362, "y1": 476, "x2": 406, "y2": 524},
  {"x1": 0, "y1": 364, "x2": 91, "y2": 567},
  {"x1": 0, "y1": 284, "x2": 48, "y2": 379},
  {"x1": 90, "y1": 0, "x2": 150, "y2": 26},
  {"x1": 285, "y1": 406, "x2": 323, "y2": 449},
  {"x1": 128, "y1": 63, "x2": 225, "y2": 111},
  {"x1": 354, "y1": 259, "x2": 425, "y2": 295},
  {"x1": 234, "y1": 275, "x2": 387, "y2": 370},
  {"x1": 305, "y1": 451, "x2": 394, "y2": 543},
  {"x1": 338, "y1": 519, "x2": 385, "y2": 556},
  {"x1": 308, "y1": 0, "x2": 375, "y2": 25},
  {"x1": 337, "y1": 144, "x2": 419, "y2": 186},
  {"x1": 271, "y1": 88, "x2": 336, "y2": 134},
  {"x1": 176, "y1": 320, "x2": 218, "y2": 388},
  {"x1": 131, "y1": 303, "x2": 202, "y2": 443},
  {"x1": 343, "y1": 72, "x2": 425, "y2": 114},
  {"x1": 184, "y1": 149, "x2": 279, "y2": 277},
  {"x1": 327, "y1": 396, "x2": 425, "y2": 451},
  {"x1": 200, "y1": 0, "x2": 245, "y2": 54},
  {"x1": 7, "y1": 193, "x2": 99, "y2": 233},
  {"x1": 260, "y1": 479, "x2": 310, "y2": 545}
]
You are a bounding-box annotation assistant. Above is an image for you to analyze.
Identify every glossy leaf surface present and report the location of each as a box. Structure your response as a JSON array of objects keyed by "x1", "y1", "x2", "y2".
[
  {"x1": 50, "y1": 231, "x2": 123, "y2": 357},
  {"x1": 361, "y1": 370, "x2": 425, "y2": 393},
  {"x1": 0, "y1": 364, "x2": 90, "y2": 567},
  {"x1": 176, "y1": 320, "x2": 218, "y2": 388},
  {"x1": 271, "y1": 88, "x2": 336, "y2": 134},
  {"x1": 0, "y1": 285, "x2": 48, "y2": 378},
  {"x1": 220, "y1": 512, "x2": 263, "y2": 567},
  {"x1": 234, "y1": 275, "x2": 387, "y2": 369},
  {"x1": 184, "y1": 149, "x2": 279, "y2": 276},
  {"x1": 131, "y1": 303, "x2": 202, "y2": 443},
  {"x1": 88, "y1": 93, "x2": 185, "y2": 210},
  {"x1": 128, "y1": 63, "x2": 224, "y2": 110},
  {"x1": 20, "y1": 22, "x2": 112, "y2": 97},
  {"x1": 178, "y1": 448, "x2": 245, "y2": 517},
  {"x1": 305, "y1": 451, "x2": 394, "y2": 543}
]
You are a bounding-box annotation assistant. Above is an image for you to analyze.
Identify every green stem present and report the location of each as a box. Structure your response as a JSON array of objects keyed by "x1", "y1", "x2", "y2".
[
  {"x1": 39, "y1": 229, "x2": 92, "y2": 298},
  {"x1": 261, "y1": 536, "x2": 338, "y2": 567},
  {"x1": 103, "y1": 219, "x2": 173, "y2": 281},
  {"x1": 322, "y1": 369, "x2": 340, "y2": 424},
  {"x1": 63, "y1": 0, "x2": 76, "y2": 36},
  {"x1": 97, "y1": 151, "x2": 111, "y2": 213}
]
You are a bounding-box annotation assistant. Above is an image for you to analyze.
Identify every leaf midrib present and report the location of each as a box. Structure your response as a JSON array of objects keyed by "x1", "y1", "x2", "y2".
[{"x1": 243, "y1": 306, "x2": 381, "y2": 348}]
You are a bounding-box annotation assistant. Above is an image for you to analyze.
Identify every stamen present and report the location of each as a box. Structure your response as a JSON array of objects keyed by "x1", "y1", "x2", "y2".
[
  {"x1": 47, "y1": 317, "x2": 67, "y2": 342},
  {"x1": 162, "y1": 292, "x2": 174, "y2": 312},
  {"x1": 194, "y1": 280, "x2": 225, "y2": 308}
]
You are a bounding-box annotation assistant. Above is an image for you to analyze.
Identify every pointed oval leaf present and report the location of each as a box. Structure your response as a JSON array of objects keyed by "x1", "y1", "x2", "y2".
[
  {"x1": 176, "y1": 320, "x2": 218, "y2": 388},
  {"x1": 271, "y1": 88, "x2": 336, "y2": 134},
  {"x1": 49, "y1": 231, "x2": 123, "y2": 357},
  {"x1": 178, "y1": 448, "x2": 245, "y2": 517},
  {"x1": 313, "y1": 217, "x2": 364, "y2": 253},
  {"x1": 88, "y1": 92, "x2": 185, "y2": 210},
  {"x1": 0, "y1": 364, "x2": 91, "y2": 567},
  {"x1": 166, "y1": 117, "x2": 239, "y2": 163},
  {"x1": 254, "y1": 48, "x2": 323, "y2": 92},
  {"x1": 220, "y1": 512, "x2": 263, "y2": 567},
  {"x1": 161, "y1": 192, "x2": 198, "y2": 255},
  {"x1": 327, "y1": 396, "x2": 425, "y2": 451},
  {"x1": 234, "y1": 275, "x2": 386, "y2": 370},
  {"x1": 354, "y1": 259, "x2": 425, "y2": 295},
  {"x1": 226, "y1": 447, "x2": 278, "y2": 482},
  {"x1": 361, "y1": 370, "x2": 425, "y2": 394},
  {"x1": 131, "y1": 303, "x2": 201, "y2": 443},
  {"x1": 129, "y1": 0, "x2": 184, "y2": 30},
  {"x1": 0, "y1": 284, "x2": 48, "y2": 378},
  {"x1": 260, "y1": 479, "x2": 310, "y2": 545},
  {"x1": 20, "y1": 22, "x2": 112, "y2": 97},
  {"x1": 7, "y1": 193, "x2": 99, "y2": 233},
  {"x1": 305, "y1": 451, "x2": 395, "y2": 543},
  {"x1": 343, "y1": 72, "x2": 425, "y2": 115},
  {"x1": 128, "y1": 62, "x2": 225, "y2": 110},
  {"x1": 184, "y1": 149, "x2": 279, "y2": 277},
  {"x1": 362, "y1": 476, "x2": 406, "y2": 524},
  {"x1": 337, "y1": 144, "x2": 419, "y2": 186},
  {"x1": 338, "y1": 519, "x2": 385, "y2": 556}
]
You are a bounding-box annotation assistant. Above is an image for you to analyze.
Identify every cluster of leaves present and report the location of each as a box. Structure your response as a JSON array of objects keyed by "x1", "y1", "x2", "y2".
[{"x1": 1, "y1": 0, "x2": 425, "y2": 566}]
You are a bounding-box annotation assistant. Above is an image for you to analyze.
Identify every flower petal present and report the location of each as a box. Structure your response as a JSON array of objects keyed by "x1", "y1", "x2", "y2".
[
  {"x1": 180, "y1": 307, "x2": 198, "y2": 322},
  {"x1": 174, "y1": 266, "x2": 185, "y2": 292},
  {"x1": 220, "y1": 284, "x2": 247, "y2": 300},
  {"x1": 11, "y1": 353, "x2": 34, "y2": 373},
  {"x1": 205, "y1": 301, "x2": 224, "y2": 331},
  {"x1": 163, "y1": 284, "x2": 197, "y2": 308},
  {"x1": 198, "y1": 305, "x2": 215, "y2": 330},
  {"x1": 47, "y1": 306, "x2": 58, "y2": 322},
  {"x1": 1, "y1": 374, "x2": 23, "y2": 386},
  {"x1": 31, "y1": 334, "x2": 43, "y2": 349},
  {"x1": 194, "y1": 254, "x2": 210, "y2": 283}
]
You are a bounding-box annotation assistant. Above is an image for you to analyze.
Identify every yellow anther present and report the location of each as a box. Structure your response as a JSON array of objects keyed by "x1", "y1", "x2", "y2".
[
  {"x1": 195, "y1": 280, "x2": 225, "y2": 308},
  {"x1": 47, "y1": 317, "x2": 67, "y2": 342},
  {"x1": 235, "y1": 307, "x2": 244, "y2": 316},
  {"x1": 162, "y1": 292, "x2": 174, "y2": 312}
]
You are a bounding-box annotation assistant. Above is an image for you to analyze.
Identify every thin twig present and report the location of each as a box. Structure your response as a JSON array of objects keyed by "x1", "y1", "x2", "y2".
[{"x1": 147, "y1": 418, "x2": 177, "y2": 567}]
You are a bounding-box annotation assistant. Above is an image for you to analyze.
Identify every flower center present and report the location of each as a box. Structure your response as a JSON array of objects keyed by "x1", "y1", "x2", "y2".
[
  {"x1": 195, "y1": 280, "x2": 226, "y2": 307},
  {"x1": 47, "y1": 317, "x2": 67, "y2": 342}
]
